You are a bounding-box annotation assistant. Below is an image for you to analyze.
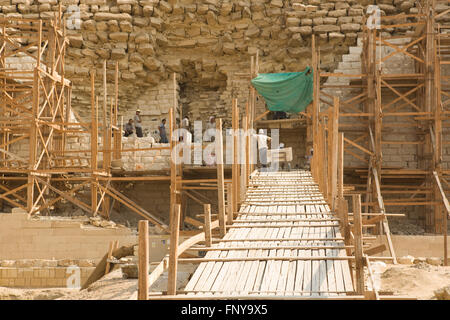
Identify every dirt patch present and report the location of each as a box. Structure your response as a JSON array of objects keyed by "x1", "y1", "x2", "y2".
[
  {"x1": 0, "y1": 287, "x2": 73, "y2": 300},
  {"x1": 380, "y1": 264, "x2": 450, "y2": 299}
]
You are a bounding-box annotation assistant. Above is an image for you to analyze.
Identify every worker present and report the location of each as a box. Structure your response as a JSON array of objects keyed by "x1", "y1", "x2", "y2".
[
  {"x1": 159, "y1": 118, "x2": 168, "y2": 143},
  {"x1": 279, "y1": 143, "x2": 291, "y2": 171},
  {"x1": 134, "y1": 109, "x2": 143, "y2": 138},
  {"x1": 179, "y1": 116, "x2": 192, "y2": 143},
  {"x1": 182, "y1": 116, "x2": 190, "y2": 130},
  {"x1": 204, "y1": 116, "x2": 216, "y2": 142},
  {"x1": 273, "y1": 111, "x2": 287, "y2": 120},
  {"x1": 256, "y1": 129, "x2": 271, "y2": 169},
  {"x1": 305, "y1": 147, "x2": 313, "y2": 170},
  {"x1": 124, "y1": 119, "x2": 134, "y2": 137}
]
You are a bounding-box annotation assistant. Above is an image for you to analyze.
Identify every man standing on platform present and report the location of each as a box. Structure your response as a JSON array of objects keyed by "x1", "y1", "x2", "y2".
[
  {"x1": 256, "y1": 129, "x2": 271, "y2": 169},
  {"x1": 134, "y1": 109, "x2": 143, "y2": 138},
  {"x1": 159, "y1": 118, "x2": 168, "y2": 143}
]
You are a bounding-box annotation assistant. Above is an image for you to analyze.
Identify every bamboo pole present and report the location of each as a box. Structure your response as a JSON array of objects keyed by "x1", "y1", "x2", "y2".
[
  {"x1": 90, "y1": 71, "x2": 98, "y2": 215},
  {"x1": 232, "y1": 99, "x2": 239, "y2": 214},
  {"x1": 203, "y1": 204, "x2": 212, "y2": 247},
  {"x1": 169, "y1": 108, "x2": 176, "y2": 224},
  {"x1": 138, "y1": 220, "x2": 149, "y2": 300},
  {"x1": 215, "y1": 118, "x2": 226, "y2": 236},
  {"x1": 167, "y1": 204, "x2": 181, "y2": 296},
  {"x1": 353, "y1": 194, "x2": 365, "y2": 295},
  {"x1": 226, "y1": 183, "x2": 233, "y2": 225},
  {"x1": 338, "y1": 132, "x2": 344, "y2": 198}
]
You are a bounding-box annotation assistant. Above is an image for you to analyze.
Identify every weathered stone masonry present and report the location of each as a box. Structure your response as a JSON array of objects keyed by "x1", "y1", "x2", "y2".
[{"x1": 1, "y1": 0, "x2": 407, "y2": 131}]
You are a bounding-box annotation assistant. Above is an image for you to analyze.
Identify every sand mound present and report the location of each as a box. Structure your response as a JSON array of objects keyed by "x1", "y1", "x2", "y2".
[{"x1": 381, "y1": 265, "x2": 450, "y2": 299}]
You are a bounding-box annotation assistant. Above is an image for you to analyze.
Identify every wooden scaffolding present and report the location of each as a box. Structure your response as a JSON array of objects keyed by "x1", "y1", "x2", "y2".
[
  {"x1": 312, "y1": 0, "x2": 449, "y2": 264},
  {"x1": 0, "y1": 15, "x2": 176, "y2": 231}
]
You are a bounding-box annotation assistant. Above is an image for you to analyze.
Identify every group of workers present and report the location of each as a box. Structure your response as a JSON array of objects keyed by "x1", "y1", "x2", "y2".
[
  {"x1": 123, "y1": 109, "x2": 169, "y2": 143},
  {"x1": 121, "y1": 109, "x2": 313, "y2": 169}
]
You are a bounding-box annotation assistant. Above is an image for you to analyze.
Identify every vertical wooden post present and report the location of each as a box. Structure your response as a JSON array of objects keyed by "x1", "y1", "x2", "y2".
[
  {"x1": 28, "y1": 68, "x2": 39, "y2": 212},
  {"x1": 241, "y1": 115, "x2": 248, "y2": 199},
  {"x1": 232, "y1": 99, "x2": 239, "y2": 214},
  {"x1": 167, "y1": 204, "x2": 181, "y2": 296},
  {"x1": 321, "y1": 122, "x2": 328, "y2": 198},
  {"x1": 352, "y1": 194, "x2": 365, "y2": 295},
  {"x1": 312, "y1": 34, "x2": 319, "y2": 152},
  {"x1": 169, "y1": 108, "x2": 176, "y2": 224},
  {"x1": 327, "y1": 97, "x2": 339, "y2": 209},
  {"x1": 113, "y1": 62, "x2": 120, "y2": 160},
  {"x1": 338, "y1": 132, "x2": 344, "y2": 199},
  {"x1": 444, "y1": 209, "x2": 448, "y2": 266},
  {"x1": 105, "y1": 241, "x2": 114, "y2": 274},
  {"x1": 226, "y1": 183, "x2": 233, "y2": 225},
  {"x1": 433, "y1": 171, "x2": 449, "y2": 266},
  {"x1": 138, "y1": 220, "x2": 149, "y2": 300},
  {"x1": 102, "y1": 60, "x2": 109, "y2": 171},
  {"x1": 216, "y1": 119, "x2": 226, "y2": 237},
  {"x1": 90, "y1": 71, "x2": 98, "y2": 215},
  {"x1": 203, "y1": 204, "x2": 212, "y2": 247},
  {"x1": 173, "y1": 73, "x2": 179, "y2": 122}
]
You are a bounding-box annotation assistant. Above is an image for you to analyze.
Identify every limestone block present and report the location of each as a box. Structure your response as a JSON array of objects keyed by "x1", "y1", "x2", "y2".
[
  {"x1": 94, "y1": 12, "x2": 132, "y2": 21},
  {"x1": 426, "y1": 257, "x2": 441, "y2": 266},
  {"x1": 313, "y1": 25, "x2": 340, "y2": 33},
  {"x1": 328, "y1": 9, "x2": 347, "y2": 17},
  {"x1": 397, "y1": 255, "x2": 414, "y2": 264},
  {"x1": 340, "y1": 23, "x2": 361, "y2": 33}
]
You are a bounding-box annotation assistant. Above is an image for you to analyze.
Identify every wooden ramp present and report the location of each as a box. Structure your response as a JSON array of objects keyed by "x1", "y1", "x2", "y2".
[{"x1": 183, "y1": 170, "x2": 354, "y2": 298}]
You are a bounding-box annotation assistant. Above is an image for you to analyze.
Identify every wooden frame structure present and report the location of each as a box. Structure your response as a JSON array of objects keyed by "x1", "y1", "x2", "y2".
[
  {"x1": 0, "y1": 15, "x2": 179, "y2": 232},
  {"x1": 313, "y1": 1, "x2": 449, "y2": 264}
]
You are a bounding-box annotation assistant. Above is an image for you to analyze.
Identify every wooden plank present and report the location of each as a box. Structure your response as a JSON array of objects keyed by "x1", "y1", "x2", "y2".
[
  {"x1": 364, "y1": 244, "x2": 387, "y2": 256},
  {"x1": 372, "y1": 167, "x2": 397, "y2": 264}
]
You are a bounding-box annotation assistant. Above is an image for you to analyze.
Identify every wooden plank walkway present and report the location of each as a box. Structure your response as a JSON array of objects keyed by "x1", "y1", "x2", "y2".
[{"x1": 183, "y1": 170, "x2": 354, "y2": 298}]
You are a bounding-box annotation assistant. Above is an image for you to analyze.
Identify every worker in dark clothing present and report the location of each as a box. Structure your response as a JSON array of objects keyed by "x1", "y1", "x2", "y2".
[{"x1": 124, "y1": 119, "x2": 134, "y2": 137}]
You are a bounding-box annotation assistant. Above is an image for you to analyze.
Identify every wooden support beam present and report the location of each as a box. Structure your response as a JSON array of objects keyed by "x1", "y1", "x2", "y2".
[
  {"x1": 203, "y1": 204, "x2": 212, "y2": 247},
  {"x1": 167, "y1": 204, "x2": 181, "y2": 296},
  {"x1": 352, "y1": 194, "x2": 365, "y2": 295},
  {"x1": 138, "y1": 220, "x2": 149, "y2": 300},
  {"x1": 364, "y1": 255, "x2": 380, "y2": 300},
  {"x1": 372, "y1": 167, "x2": 397, "y2": 264},
  {"x1": 364, "y1": 244, "x2": 386, "y2": 256},
  {"x1": 433, "y1": 171, "x2": 449, "y2": 266},
  {"x1": 215, "y1": 118, "x2": 226, "y2": 237},
  {"x1": 232, "y1": 99, "x2": 239, "y2": 214},
  {"x1": 226, "y1": 183, "x2": 233, "y2": 225},
  {"x1": 338, "y1": 132, "x2": 344, "y2": 198}
]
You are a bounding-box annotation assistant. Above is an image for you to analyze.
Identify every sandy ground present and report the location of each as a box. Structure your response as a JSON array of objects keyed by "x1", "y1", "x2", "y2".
[
  {"x1": 1, "y1": 263, "x2": 449, "y2": 300},
  {"x1": 379, "y1": 263, "x2": 450, "y2": 300}
]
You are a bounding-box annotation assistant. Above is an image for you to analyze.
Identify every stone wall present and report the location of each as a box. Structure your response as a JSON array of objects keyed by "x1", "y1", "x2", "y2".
[
  {"x1": 0, "y1": 210, "x2": 137, "y2": 260},
  {"x1": 1, "y1": 0, "x2": 428, "y2": 129},
  {"x1": 0, "y1": 265, "x2": 95, "y2": 288},
  {"x1": 373, "y1": 235, "x2": 450, "y2": 264}
]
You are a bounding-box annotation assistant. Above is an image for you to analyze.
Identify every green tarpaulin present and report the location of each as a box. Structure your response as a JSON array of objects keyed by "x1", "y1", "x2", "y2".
[{"x1": 251, "y1": 67, "x2": 313, "y2": 114}]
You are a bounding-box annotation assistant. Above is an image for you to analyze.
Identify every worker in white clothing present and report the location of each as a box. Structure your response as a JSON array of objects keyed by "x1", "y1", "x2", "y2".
[
  {"x1": 204, "y1": 116, "x2": 216, "y2": 142},
  {"x1": 256, "y1": 129, "x2": 271, "y2": 168}
]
